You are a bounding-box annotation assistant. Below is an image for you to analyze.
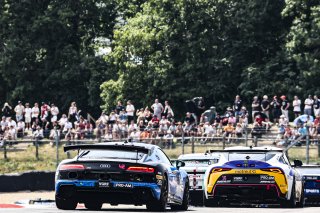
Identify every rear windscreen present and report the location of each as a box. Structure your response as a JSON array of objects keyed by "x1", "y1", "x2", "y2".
[
  {"x1": 228, "y1": 152, "x2": 276, "y2": 162},
  {"x1": 79, "y1": 150, "x2": 147, "y2": 160}
]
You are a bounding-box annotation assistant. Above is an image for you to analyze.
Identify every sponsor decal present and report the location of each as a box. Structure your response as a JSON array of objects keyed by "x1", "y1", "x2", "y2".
[
  {"x1": 305, "y1": 189, "x2": 320, "y2": 194},
  {"x1": 118, "y1": 164, "x2": 126, "y2": 169},
  {"x1": 233, "y1": 176, "x2": 243, "y2": 181},
  {"x1": 100, "y1": 164, "x2": 111, "y2": 168},
  {"x1": 260, "y1": 175, "x2": 275, "y2": 180},
  {"x1": 114, "y1": 183, "x2": 133, "y2": 188},
  {"x1": 98, "y1": 181, "x2": 110, "y2": 188}
]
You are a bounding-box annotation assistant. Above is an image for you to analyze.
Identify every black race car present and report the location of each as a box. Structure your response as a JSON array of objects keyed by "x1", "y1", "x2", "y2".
[
  {"x1": 297, "y1": 165, "x2": 320, "y2": 205},
  {"x1": 55, "y1": 142, "x2": 189, "y2": 211}
]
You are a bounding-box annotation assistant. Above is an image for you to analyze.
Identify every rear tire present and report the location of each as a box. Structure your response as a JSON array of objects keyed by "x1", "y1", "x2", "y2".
[
  {"x1": 85, "y1": 201, "x2": 102, "y2": 210},
  {"x1": 296, "y1": 187, "x2": 305, "y2": 208},
  {"x1": 171, "y1": 182, "x2": 189, "y2": 211},
  {"x1": 55, "y1": 195, "x2": 77, "y2": 210},
  {"x1": 146, "y1": 175, "x2": 168, "y2": 211},
  {"x1": 281, "y1": 183, "x2": 296, "y2": 208}
]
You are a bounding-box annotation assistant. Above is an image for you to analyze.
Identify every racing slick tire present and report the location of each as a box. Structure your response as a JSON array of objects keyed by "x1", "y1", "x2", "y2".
[
  {"x1": 171, "y1": 182, "x2": 189, "y2": 211},
  {"x1": 281, "y1": 182, "x2": 296, "y2": 208},
  {"x1": 296, "y1": 188, "x2": 305, "y2": 208},
  {"x1": 55, "y1": 195, "x2": 77, "y2": 210},
  {"x1": 84, "y1": 201, "x2": 103, "y2": 210},
  {"x1": 146, "y1": 175, "x2": 168, "y2": 211}
]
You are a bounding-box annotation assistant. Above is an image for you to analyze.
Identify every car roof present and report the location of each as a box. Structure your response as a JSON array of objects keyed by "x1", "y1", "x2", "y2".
[
  {"x1": 178, "y1": 153, "x2": 220, "y2": 160},
  {"x1": 224, "y1": 146, "x2": 283, "y2": 151}
]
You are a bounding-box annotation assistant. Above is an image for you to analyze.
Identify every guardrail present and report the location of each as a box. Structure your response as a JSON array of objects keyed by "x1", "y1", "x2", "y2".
[{"x1": 1, "y1": 134, "x2": 320, "y2": 163}]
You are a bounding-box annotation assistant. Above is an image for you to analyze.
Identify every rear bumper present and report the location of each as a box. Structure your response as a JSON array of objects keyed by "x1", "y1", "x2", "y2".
[
  {"x1": 207, "y1": 184, "x2": 285, "y2": 202},
  {"x1": 55, "y1": 180, "x2": 161, "y2": 203}
]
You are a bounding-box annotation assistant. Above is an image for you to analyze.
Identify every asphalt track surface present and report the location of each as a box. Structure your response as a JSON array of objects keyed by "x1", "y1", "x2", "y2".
[{"x1": 1, "y1": 205, "x2": 320, "y2": 213}]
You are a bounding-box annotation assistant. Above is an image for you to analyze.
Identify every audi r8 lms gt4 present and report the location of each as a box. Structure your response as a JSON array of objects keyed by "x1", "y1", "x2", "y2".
[
  {"x1": 55, "y1": 142, "x2": 189, "y2": 211},
  {"x1": 178, "y1": 152, "x2": 220, "y2": 205},
  {"x1": 204, "y1": 146, "x2": 304, "y2": 207},
  {"x1": 297, "y1": 165, "x2": 320, "y2": 205}
]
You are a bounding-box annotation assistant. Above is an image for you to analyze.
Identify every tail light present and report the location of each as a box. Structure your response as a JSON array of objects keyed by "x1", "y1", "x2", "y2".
[
  {"x1": 59, "y1": 164, "x2": 85, "y2": 171},
  {"x1": 211, "y1": 168, "x2": 231, "y2": 173},
  {"x1": 127, "y1": 166, "x2": 155, "y2": 173},
  {"x1": 261, "y1": 168, "x2": 283, "y2": 174}
]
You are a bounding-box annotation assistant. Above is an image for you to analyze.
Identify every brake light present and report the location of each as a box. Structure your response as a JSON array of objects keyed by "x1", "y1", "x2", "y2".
[
  {"x1": 59, "y1": 164, "x2": 85, "y2": 171},
  {"x1": 260, "y1": 168, "x2": 283, "y2": 174},
  {"x1": 211, "y1": 168, "x2": 231, "y2": 173},
  {"x1": 127, "y1": 167, "x2": 155, "y2": 173}
]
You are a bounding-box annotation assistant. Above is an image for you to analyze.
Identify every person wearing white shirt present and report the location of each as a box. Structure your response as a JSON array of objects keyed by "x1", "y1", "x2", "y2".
[
  {"x1": 31, "y1": 103, "x2": 40, "y2": 124},
  {"x1": 304, "y1": 95, "x2": 314, "y2": 116},
  {"x1": 14, "y1": 101, "x2": 25, "y2": 121},
  {"x1": 126, "y1": 100, "x2": 135, "y2": 124},
  {"x1": 24, "y1": 103, "x2": 32, "y2": 130},
  {"x1": 151, "y1": 99, "x2": 164, "y2": 119},
  {"x1": 58, "y1": 114, "x2": 68, "y2": 129},
  {"x1": 129, "y1": 129, "x2": 140, "y2": 142},
  {"x1": 50, "y1": 104, "x2": 59, "y2": 122},
  {"x1": 292, "y1": 96, "x2": 301, "y2": 118},
  {"x1": 7, "y1": 118, "x2": 16, "y2": 128}
]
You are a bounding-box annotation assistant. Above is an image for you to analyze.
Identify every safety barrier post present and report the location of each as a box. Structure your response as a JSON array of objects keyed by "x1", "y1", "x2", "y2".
[
  {"x1": 306, "y1": 126, "x2": 310, "y2": 164},
  {"x1": 191, "y1": 136, "x2": 195, "y2": 153},
  {"x1": 318, "y1": 142, "x2": 320, "y2": 158},
  {"x1": 182, "y1": 133, "x2": 185, "y2": 155},
  {"x1": 3, "y1": 140, "x2": 7, "y2": 160},
  {"x1": 35, "y1": 138, "x2": 39, "y2": 160},
  {"x1": 222, "y1": 136, "x2": 226, "y2": 150},
  {"x1": 245, "y1": 127, "x2": 248, "y2": 147},
  {"x1": 55, "y1": 128, "x2": 59, "y2": 167},
  {"x1": 253, "y1": 136, "x2": 258, "y2": 147}
]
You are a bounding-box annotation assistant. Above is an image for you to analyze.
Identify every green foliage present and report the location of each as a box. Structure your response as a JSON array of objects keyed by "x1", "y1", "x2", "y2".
[{"x1": 0, "y1": 0, "x2": 117, "y2": 114}]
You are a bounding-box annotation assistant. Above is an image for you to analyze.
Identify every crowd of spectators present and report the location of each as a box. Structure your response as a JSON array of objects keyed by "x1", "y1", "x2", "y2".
[{"x1": 0, "y1": 94, "x2": 319, "y2": 147}]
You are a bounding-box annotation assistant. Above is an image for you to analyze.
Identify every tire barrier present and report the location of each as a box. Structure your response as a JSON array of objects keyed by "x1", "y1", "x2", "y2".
[{"x1": 0, "y1": 171, "x2": 55, "y2": 192}]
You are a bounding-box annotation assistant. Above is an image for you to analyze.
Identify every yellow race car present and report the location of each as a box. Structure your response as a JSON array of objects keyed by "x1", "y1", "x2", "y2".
[{"x1": 204, "y1": 146, "x2": 304, "y2": 207}]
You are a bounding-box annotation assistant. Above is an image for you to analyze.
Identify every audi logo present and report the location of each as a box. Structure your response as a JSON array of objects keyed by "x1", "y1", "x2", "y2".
[{"x1": 100, "y1": 164, "x2": 111, "y2": 168}]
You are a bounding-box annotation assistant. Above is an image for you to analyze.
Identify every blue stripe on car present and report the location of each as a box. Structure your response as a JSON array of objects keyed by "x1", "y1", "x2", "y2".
[
  {"x1": 56, "y1": 180, "x2": 161, "y2": 200},
  {"x1": 221, "y1": 160, "x2": 271, "y2": 168}
]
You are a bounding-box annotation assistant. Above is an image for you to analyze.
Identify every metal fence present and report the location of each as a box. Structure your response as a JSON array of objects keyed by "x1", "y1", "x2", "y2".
[{"x1": 1, "y1": 132, "x2": 320, "y2": 166}]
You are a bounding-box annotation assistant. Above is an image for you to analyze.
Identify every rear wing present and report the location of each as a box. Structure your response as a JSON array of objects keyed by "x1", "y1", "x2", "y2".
[
  {"x1": 206, "y1": 149, "x2": 283, "y2": 153},
  {"x1": 64, "y1": 144, "x2": 149, "y2": 153}
]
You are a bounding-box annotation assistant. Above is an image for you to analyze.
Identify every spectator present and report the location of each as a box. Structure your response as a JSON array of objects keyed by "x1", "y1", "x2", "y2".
[
  {"x1": 50, "y1": 103, "x2": 59, "y2": 123},
  {"x1": 31, "y1": 103, "x2": 40, "y2": 124},
  {"x1": 151, "y1": 115, "x2": 160, "y2": 129},
  {"x1": 313, "y1": 95, "x2": 320, "y2": 117},
  {"x1": 16, "y1": 120, "x2": 25, "y2": 138},
  {"x1": 304, "y1": 95, "x2": 314, "y2": 116},
  {"x1": 144, "y1": 107, "x2": 153, "y2": 122},
  {"x1": 58, "y1": 114, "x2": 68, "y2": 130},
  {"x1": 292, "y1": 96, "x2": 301, "y2": 119},
  {"x1": 24, "y1": 103, "x2": 32, "y2": 130},
  {"x1": 251, "y1": 96, "x2": 260, "y2": 122},
  {"x1": 261, "y1": 95, "x2": 270, "y2": 118},
  {"x1": 233, "y1": 95, "x2": 243, "y2": 118},
  {"x1": 7, "y1": 117, "x2": 16, "y2": 128},
  {"x1": 279, "y1": 115, "x2": 289, "y2": 126},
  {"x1": 136, "y1": 108, "x2": 145, "y2": 124},
  {"x1": 151, "y1": 99, "x2": 164, "y2": 119},
  {"x1": 271, "y1": 96, "x2": 281, "y2": 123},
  {"x1": 126, "y1": 100, "x2": 135, "y2": 124},
  {"x1": 14, "y1": 101, "x2": 25, "y2": 122},
  {"x1": 2, "y1": 102, "x2": 12, "y2": 118},
  {"x1": 235, "y1": 123, "x2": 244, "y2": 138},
  {"x1": 163, "y1": 101, "x2": 174, "y2": 118},
  {"x1": 115, "y1": 101, "x2": 125, "y2": 114},
  {"x1": 280, "y1": 95, "x2": 290, "y2": 121},
  {"x1": 0, "y1": 116, "x2": 8, "y2": 131},
  {"x1": 129, "y1": 128, "x2": 140, "y2": 142},
  {"x1": 119, "y1": 110, "x2": 128, "y2": 124},
  {"x1": 184, "y1": 112, "x2": 195, "y2": 125},
  {"x1": 163, "y1": 130, "x2": 174, "y2": 148},
  {"x1": 40, "y1": 102, "x2": 50, "y2": 124},
  {"x1": 223, "y1": 122, "x2": 235, "y2": 142},
  {"x1": 8, "y1": 125, "x2": 16, "y2": 140},
  {"x1": 33, "y1": 126, "x2": 43, "y2": 140},
  {"x1": 201, "y1": 106, "x2": 216, "y2": 124},
  {"x1": 68, "y1": 102, "x2": 78, "y2": 124},
  {"x1": 108, "y1": 111, "x2": 117, "y2": 124}
]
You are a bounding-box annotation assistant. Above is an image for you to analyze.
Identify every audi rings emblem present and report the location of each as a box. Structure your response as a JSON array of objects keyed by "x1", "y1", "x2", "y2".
[{"x1": 100, "y1": 164, "x2": 111, "y2": 168}]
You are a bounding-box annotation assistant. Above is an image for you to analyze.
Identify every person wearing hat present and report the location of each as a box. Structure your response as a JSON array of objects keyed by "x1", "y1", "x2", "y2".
[
  {"x1": 280, "y1": 95, "x2": 290, "y2": 121},
  {"x1": 304, "y1": 95, "x2": 313, "y2": 116},
  {"x1": 271, "y1": 96, "x2": 281, "y2": 123},
  {"x1": 14, "y1": 101, "x2": 25, "y2": 122}
]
